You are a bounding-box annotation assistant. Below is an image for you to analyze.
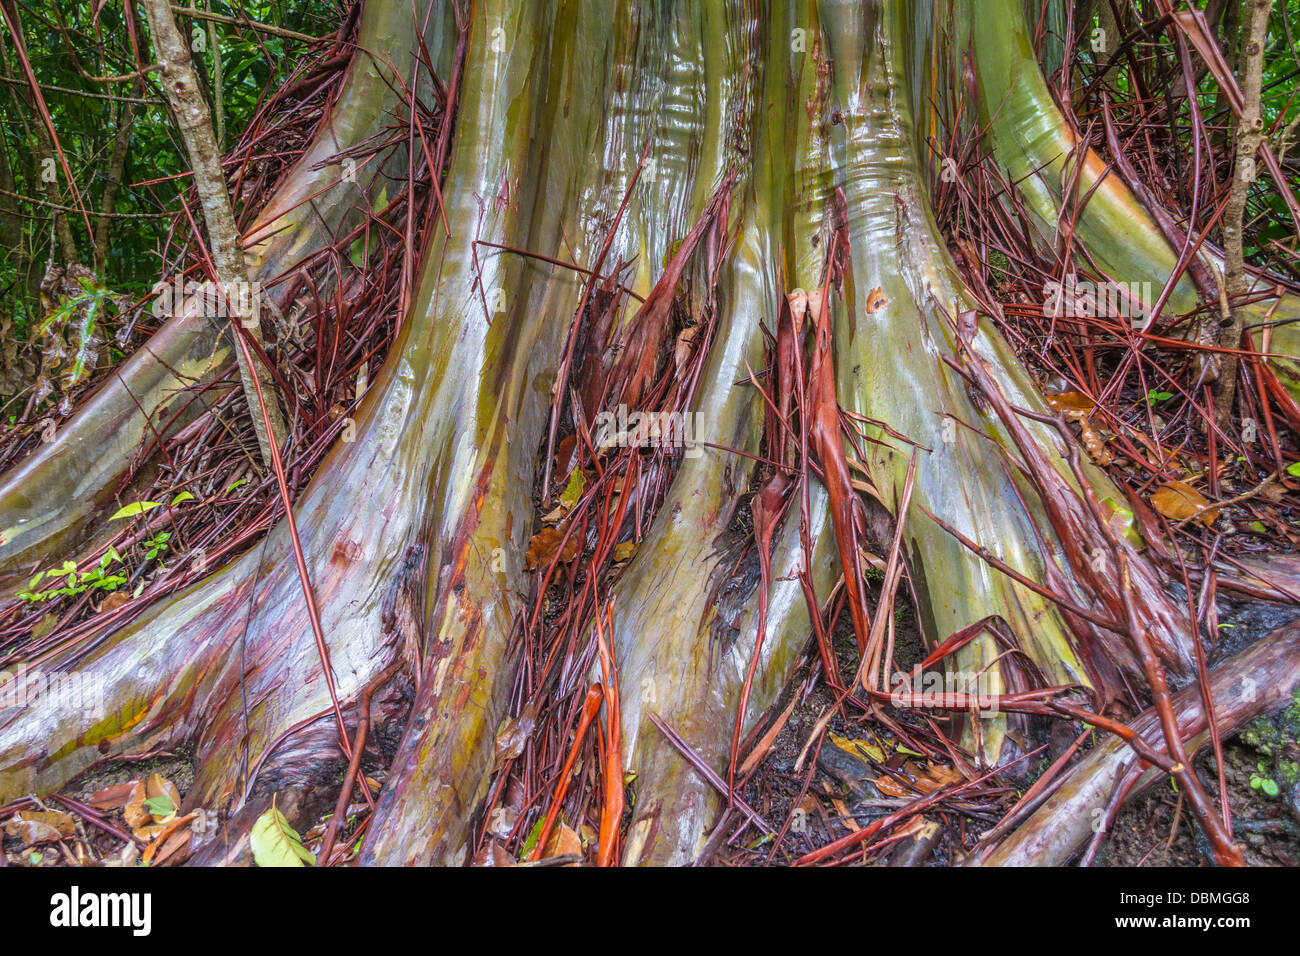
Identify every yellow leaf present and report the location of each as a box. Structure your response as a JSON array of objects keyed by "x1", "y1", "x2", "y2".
[{"x1": 828, "y1": 732, "x2": 883, "y2": 763}]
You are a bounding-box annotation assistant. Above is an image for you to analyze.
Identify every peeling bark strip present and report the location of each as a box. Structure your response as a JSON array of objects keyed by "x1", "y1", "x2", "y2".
[{"x1": 142, "y1": 0, "x2": 287, "y2": 468}]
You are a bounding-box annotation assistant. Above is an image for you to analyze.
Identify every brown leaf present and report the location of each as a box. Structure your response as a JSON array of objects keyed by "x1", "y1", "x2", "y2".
[
  {"x1": 124, "y1": 772, "x2": 182, "y2": 830},
  {"x1": 123, "y1": 780, "x2": 151, "y2": 828},
  {"x1": 99, "y1": 591, "x2": 131, "y2": 613},
  {"x1": 540, "y1": 823, "x2": 583, "y2": 863},
  {"x1": 141, "y1": 813, "x2": 197, "y2": 865},
  {"x1": 873, "y1": 775, "x2": 911, "y2": 798},
  {"x1": 1045, "y1": 390, "x2": 1097, "y2": 414},
  {"x1": 554, "y1": 434, "x2": 579, "y2": 476},
  {"x1": 494, "y1": 704, "x2": 537, "y2": 762},
  {"x1": 3, "y1": 810, "x2": 75, "y2": 845},
  {"x1": 524, "y1": 524, "x2": 581, "y2": 570},
  {"x1": 1151, "y1": 481, "x2": 1218, "y2": 527},
  {"x1": 472, "y1": 839, "x2": 517, "y2": 867},
  {"x1": 87, "y1": 781, "x2": 136, "y2": 811},
  {"x1": 149, "y1": 826, "x2": 194, "y2": 867},
  {"x1": 31, "y1": 613, "x2": 60, "y2": 641}
]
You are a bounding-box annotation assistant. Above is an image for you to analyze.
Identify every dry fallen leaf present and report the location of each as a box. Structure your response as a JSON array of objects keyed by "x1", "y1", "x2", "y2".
[
  {"x1": 1151, "y1": 481, "x2": 1217, "y2": 527},
  {"x1": 1045, "y1": 390, "x2": 1097, "y2": 414},
  {"x1": 554, "y1": 434, "x2": 579, "y2": 477},
  {"x1": 30, "y1": 612, "x2": 60, "y2": 642},
  {"x1": 1045, "y1": 392, "x2": 1112, "y2": 464},
  {"x1": 99, "y1": 591, "x2": 131, "y2": 612},
  {"x1": 524, "y1": 524, "x2": 581, "y2": 569},
  {"x1": 873, "y1": 761, "x2": 961, "y2": 797},
  {"x1": 141, "y1": 812, "x2": 198, "y2": 866},
  {"x1": 494, "y1": 704, "x2": 537, "y2": 762},
  {"x1": 612, "y1": 540, "x2": 637, "y2": 562},
  {"x1": 87, "y1": 780, "x2": 136, "y2": 811},
  {"x1": 540, "y1": 823, "x2": 583, "y2": 864},
  {"x1": 124, "y1": 773, "x2": 182, "y2": 831},
  {"x1": 830, "y1": 797, "x2": 860, "y2": 833},
  {"x1": 3, "y1": 809, "x2": 75, "y2": 845},
  {"x1": 473, "y1": 839, "x2": 517, "y2": 867}
]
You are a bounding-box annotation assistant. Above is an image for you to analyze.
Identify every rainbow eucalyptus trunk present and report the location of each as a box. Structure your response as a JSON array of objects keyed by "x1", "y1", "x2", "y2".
[
  {"x1": 0, "y1": 0, "x2": 451, "y2": 585},
  {"x1": 959, "y1": 0, "x2": 1300, "y2": 395},
  {"x1": 0, "y1": 0, "x2": 1288, "y2": 868}
]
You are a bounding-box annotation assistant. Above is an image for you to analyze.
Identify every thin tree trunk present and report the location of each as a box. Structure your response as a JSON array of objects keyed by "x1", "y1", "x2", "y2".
[
  {"x1": 91, "y1": 99, "x2": 136, "y2": 274},
  {"x1": 142, "y1": 0, "x2": 287, "y2": 468},
  {"x1": 1217, "y1": 0, "x2": 1273, "y2": 425}
]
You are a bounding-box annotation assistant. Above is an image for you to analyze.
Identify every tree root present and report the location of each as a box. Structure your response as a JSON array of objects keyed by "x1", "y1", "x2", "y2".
[{"x1": 975, "y1": 619, "x2": 1300, "y2": 866}]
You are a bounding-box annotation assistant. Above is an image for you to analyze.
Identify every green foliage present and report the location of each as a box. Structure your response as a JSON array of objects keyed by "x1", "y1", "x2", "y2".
[
  {"x1": 0, "y1": 0, "x2": 338, "y2": 389},
  {"x1": 250, "y1": 800, "x2": 315, "y2": 867},
  {"x1": 143, "y1": 531, "x2": 171, "y2": 562},
  {"x1": 17, "y1": 546, "x2": 126, "y2": 603}
]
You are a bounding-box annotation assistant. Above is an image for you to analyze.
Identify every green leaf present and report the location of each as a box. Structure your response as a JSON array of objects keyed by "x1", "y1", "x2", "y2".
[
  {"x1": 1287, "y1": 461, "x2": 1300, "y2": 479},
  {"x1": 559, "y1": 467, "x2": 586, "y2": 511},
  {"x1": 250, "y1": 802, "x2": 315, "y2": 867},
  {"x1": 144, "y1": 796, "x2": 175, "y2": 817},
  {"x1": 170, "y1": 492, "x2": 195, "y2": 506},
  {"x1": 348, "y1": 237, "x2": 367, "y2": 269},
  {"x1": 519, "y1": 815, "x2": 546, "y2": 860},
  {"x1": 225, "y1": 478, "x2": 248, "y2": 495},
  {"x1": 1261, "y1": 778, "x2": 1280, "y2": 798},
  {"x1": 109, "y1": 501, "x2": 162, "y2": 521}
]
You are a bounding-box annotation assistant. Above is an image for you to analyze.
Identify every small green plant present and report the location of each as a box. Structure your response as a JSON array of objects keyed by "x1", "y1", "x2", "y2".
[
  {"x1": 17, "y1": 547, "x2": 128, "y2": 604},
  {"x1": 1250, "y1": 762, "x2": 1280, "y2": 798},
  {"x1": 143, "y1": 531, "x2": 171, "y2": 562},
  {"x1": 1145, "y1": 389, "x2": 1173, "y2": 406}
]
